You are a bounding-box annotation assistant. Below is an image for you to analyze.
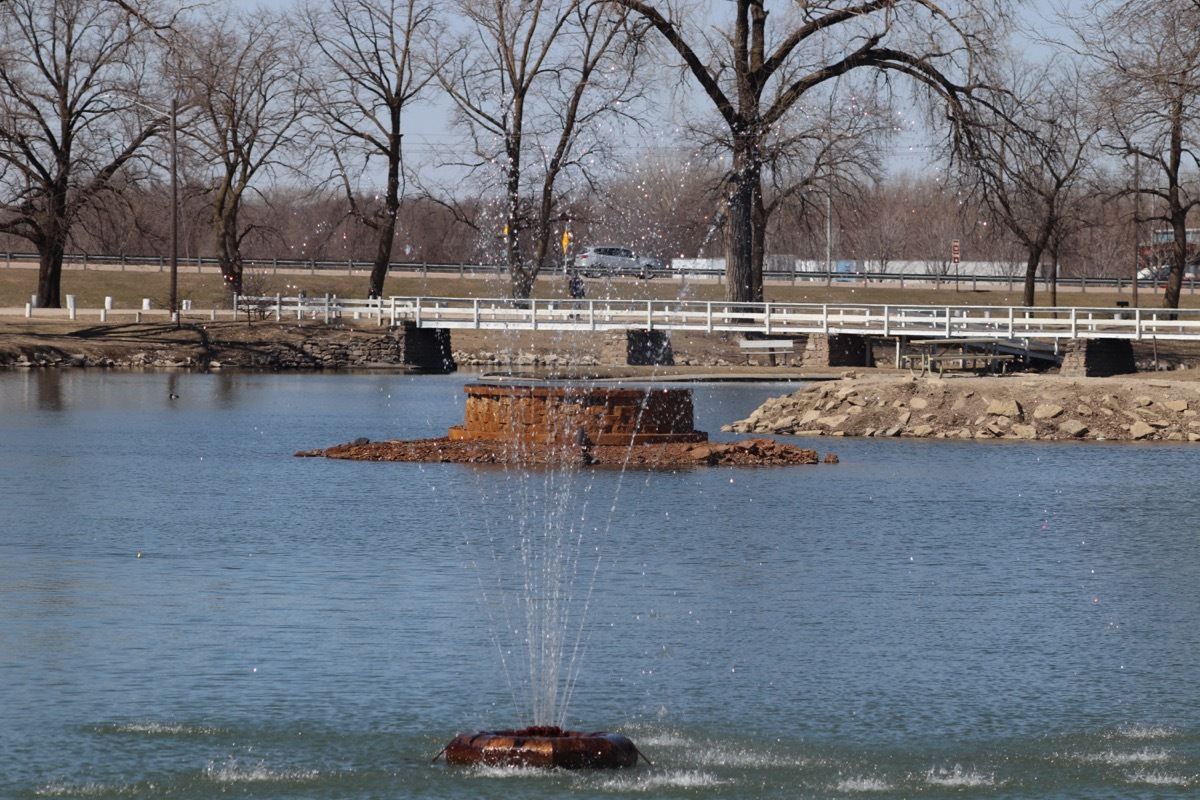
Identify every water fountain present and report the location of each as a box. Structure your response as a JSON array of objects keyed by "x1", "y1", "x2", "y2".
[
  {"x1": 302, "y1": 380, "x2": 831, "y2": 767},
  {"x1": 433, "y1": 381, "x2": 695, "y2": 769}
]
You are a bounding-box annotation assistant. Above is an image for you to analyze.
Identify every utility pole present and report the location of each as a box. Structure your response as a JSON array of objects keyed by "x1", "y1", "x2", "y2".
[
  {"x1": 169, "y1": 97, "x2": 179, "y2": 327},
  {"x1": 1133, "y1": 153, "x2": 1140, "y2": 308}
]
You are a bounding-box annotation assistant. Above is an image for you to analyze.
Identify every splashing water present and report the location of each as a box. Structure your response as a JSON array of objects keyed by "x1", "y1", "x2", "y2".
[{"x1": 450, "y1": 158, "x2": 719, "y2": 729}]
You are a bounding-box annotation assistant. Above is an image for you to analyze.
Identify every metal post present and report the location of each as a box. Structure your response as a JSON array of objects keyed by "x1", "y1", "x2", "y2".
[
  {"x1": 1133, "y1": 153, "x2": 1140, "y2": 308},
  {"x1": 825, "y1": 190, "x2": 833, "y2": 285},
  {"x1": 169, "y1": 98, "x2": 179, "y2": 326}
]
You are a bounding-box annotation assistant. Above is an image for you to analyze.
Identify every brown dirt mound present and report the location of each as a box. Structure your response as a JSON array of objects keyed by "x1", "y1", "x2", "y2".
[{"x1": 296, "y1": 436, "x2": 833, "y2": 467}]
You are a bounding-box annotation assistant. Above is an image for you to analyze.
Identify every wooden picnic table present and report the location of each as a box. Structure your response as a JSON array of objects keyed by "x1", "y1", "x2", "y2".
[{"x1": 906, "y1": 338, "x2": 1014, "y2": 377}]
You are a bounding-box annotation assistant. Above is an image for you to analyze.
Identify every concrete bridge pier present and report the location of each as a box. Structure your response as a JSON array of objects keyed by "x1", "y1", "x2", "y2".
[
  {"x1": 396, "y1": 322, "x2": 456, "y2": 373},
  {"x1": 801, "y1": 333, "x2": 874, "y2": 368},
  {"x1": 1059, "y1": 339, "x2": 1136, "y2": 377},
  {"x1": 601, "y1": 330, "x2": 674, "y2": 366}
]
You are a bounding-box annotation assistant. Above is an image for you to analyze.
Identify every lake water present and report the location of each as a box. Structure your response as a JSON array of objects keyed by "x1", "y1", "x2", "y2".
[{"x1": 1, "y1": 370, "x2": 1197, "y2": 799}]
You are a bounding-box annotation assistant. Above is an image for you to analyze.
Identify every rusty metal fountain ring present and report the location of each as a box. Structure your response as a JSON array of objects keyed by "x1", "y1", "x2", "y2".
[{"x1": 440, "y1": 726, "x2": 642, "y2": 769}]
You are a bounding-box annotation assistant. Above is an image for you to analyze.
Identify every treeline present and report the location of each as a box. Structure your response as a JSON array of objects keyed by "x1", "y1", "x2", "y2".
[{"x1": 25, "y1": 170, "x2": 1139, "y2": 282}]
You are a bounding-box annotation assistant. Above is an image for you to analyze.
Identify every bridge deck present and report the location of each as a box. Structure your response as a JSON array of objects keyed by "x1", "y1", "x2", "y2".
[{"x1": 369, "y1": 297, "x2": 1200, "y2": 342}]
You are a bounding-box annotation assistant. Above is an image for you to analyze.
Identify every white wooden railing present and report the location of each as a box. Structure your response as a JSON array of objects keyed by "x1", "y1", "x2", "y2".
[{"x1": 233, "y1": 294, "x2": 1200, "y2": 342}]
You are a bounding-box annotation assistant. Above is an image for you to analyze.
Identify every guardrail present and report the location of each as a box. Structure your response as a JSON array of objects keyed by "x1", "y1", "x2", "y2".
[
  {"x1": 3, "y1": 250, "x2": 1195, "y2": 293},
  {"x1": 235, "y1": 294, "x2": 1200, "y2": 342}
]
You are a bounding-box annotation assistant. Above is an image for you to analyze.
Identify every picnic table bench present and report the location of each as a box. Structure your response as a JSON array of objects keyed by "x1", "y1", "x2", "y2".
[
  {"x1": 740, "y1": 338, "x2": 795, "y2": 366},
  {"x1": 906, "y1": 338, "x2": 1014, "y2": 377}
]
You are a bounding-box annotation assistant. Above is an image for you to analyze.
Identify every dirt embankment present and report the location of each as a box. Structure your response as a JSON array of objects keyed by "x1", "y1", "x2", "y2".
[
  {"x1": 728, "y1": 374, "x2": 1200, "y2": 442},
  {"x1": 0, "y1": 319, "x2": 752, "y2": 371}
]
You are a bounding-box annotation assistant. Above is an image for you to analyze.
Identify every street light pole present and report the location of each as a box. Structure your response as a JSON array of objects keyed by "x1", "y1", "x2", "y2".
[
  {"x1": 169, "y1": 97, "x2": 178, "y2": 326},
  {"x1": 110, "y1": 92, "x2": 180, "y2": 325}
]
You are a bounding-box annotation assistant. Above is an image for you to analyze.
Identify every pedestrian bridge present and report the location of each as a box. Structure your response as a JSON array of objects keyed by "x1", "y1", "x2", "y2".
[{"x1": 252, "y1": 295, "x2": 1200, "y2": 342}]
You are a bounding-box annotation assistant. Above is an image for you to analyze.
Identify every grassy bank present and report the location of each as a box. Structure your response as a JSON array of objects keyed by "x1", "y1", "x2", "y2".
[{"x1": 3, "y1": 264, "x2": 1198, "y2": 311}]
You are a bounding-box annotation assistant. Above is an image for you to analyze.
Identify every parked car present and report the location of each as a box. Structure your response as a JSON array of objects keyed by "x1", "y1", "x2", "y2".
[
  {"x1": 1138, "y1": 265, "x2": 1196, "y2": 280},
  {"x1": 571, "y1": 245, "x2": 664, "y2": 279},
  {"x1": 1137, "y1": 265, "x2": 1171, "y2": 281}
]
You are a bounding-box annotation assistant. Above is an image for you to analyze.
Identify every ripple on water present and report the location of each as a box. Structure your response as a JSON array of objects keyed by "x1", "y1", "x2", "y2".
[
  {"x1": 1076, "y1": 748, "x2": 1172, "y2": 766},
  {"x1": 922, "y1": 764, "x2": 999, "y2": 788},
  {"x1": 1125, "y1": 769, "x2": 1194, "y2": 787},
  {"x1": 35, "y1": 780, "x2": 136, "y2": 798},
  {"x1": 1110, "y1": 722, "x2": 1181, "y2": 741},
  {"x1": 834, "y1": 775, "x2": 893, "y2": 792},
  {"x1": 595, "y1": 769, "x2": 725, "y2": 792},
  {"x1": 95, "y1": 721, "x2": 225, "y2": 737}
]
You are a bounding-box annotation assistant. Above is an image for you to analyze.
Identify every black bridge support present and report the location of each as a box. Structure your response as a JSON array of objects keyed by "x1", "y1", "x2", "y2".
[
  {"x1": 397, "y1": 322, "x2": 456, "y2": 373},
  {"x1": 1059, "y1": 339, "x2": 1136, "y2": 377},
  {"x1": 602, "y1": 330, "x2": 674, "y2": 366},
  {"x1": 801, "y1": 334, "x2": 874, "y2": 368}
]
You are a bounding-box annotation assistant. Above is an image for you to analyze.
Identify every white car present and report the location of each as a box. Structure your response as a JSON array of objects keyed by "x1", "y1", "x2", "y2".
[
  {"x1": 1138, "y1": 265, "x2": 1197, "y2": 280},
  {"x1": 572, "y1": 245, "x2": 664, "y2": 279}
]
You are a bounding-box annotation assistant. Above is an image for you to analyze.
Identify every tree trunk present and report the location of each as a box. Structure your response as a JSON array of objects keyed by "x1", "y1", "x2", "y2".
[
  {"x1": 1164, "y1": 206, "x2": 1187, "y2": 309},
  {"x1": 503, "y1": 126, "x2": 534, "y2": 300},
  {"x1": 368, "y1": 214, "x2": 396, "y2": 300},
  {"x1": 215, "y1": 207, "x2": 244, "y2": 295},
  {"x1": 1021, "y1": 252, "x2": 1041, "y2": 307},
  {"x1": 34, "y1": 187, "x2": 70, "y2": 308},
  {"x1": 368, "y1": 124, "x2": 403, "y2": 299},
  {"x1": 724, "y1": 144, "x2": 761, "y2": 304},
  {"x1": 36, "y1": 238, "x2": 66, "y2": 309},
  {"x1": 750, "y1": 184, "x2": 767, "y2": 302},
  {"x1": 510, "y1": 266, "x2": 535, "y2": 299}
]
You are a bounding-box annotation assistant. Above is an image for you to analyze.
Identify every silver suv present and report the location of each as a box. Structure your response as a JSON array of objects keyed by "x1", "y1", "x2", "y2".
[{"x1": 572, "y1": 245, "x2": 664, "y2": 279}]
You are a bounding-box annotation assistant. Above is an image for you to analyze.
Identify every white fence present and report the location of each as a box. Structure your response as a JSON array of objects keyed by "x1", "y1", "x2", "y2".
[{"x1": 234, "y1": 294, "x2": 1200, "y2": 342}]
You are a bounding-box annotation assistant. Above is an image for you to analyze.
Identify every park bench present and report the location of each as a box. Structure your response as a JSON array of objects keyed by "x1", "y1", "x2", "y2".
[{"x1": 740, "y1": 338, "x2": 795, "y2": 366}]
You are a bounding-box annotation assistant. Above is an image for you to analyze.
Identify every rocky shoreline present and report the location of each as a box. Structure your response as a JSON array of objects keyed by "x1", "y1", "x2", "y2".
[
  {"x1": 727, "y1": 374, "x2": 1200, "y2": 442},
  {"x1": 0, "y1": 320, "x2": 749, "y2": 371}
]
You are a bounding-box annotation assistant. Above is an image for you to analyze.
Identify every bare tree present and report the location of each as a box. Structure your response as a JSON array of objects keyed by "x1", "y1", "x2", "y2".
[
  {"x1": 0, "y1": 0, "x2": 166, "y2": 307},
  {"x1": 847, "y1": 178, "x2": 917, "y2": 275},
  {"x1": 954, "y1": 56, "x2": 1098, "y2": 306},
  {"x1": 304, "y1": 0, "x2": 439, "y2": 299},
  {"x1": 606, "y1": 0, "x2": 1013, "y2": 304},
  {"x1": 438, "y1": 0, "x2": 645, "y2": 298},
  {"x1": 171, "y1": 6, "x2": 309, "y2": 294},
  {"x1": 585, "y1": 156, "x2": 724, "y2": 261},
  {"x1": 761, "y1": 85, "x2": 892, "y2": 278},
  {"x1": 1082, "y1": 0, "x2": 1200, "y2": 309}
]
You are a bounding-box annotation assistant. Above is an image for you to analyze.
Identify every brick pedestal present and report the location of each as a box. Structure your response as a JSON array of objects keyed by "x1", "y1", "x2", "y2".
[{"x1": 449, "y1": 383, "x2": 706, "y2": 445}]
